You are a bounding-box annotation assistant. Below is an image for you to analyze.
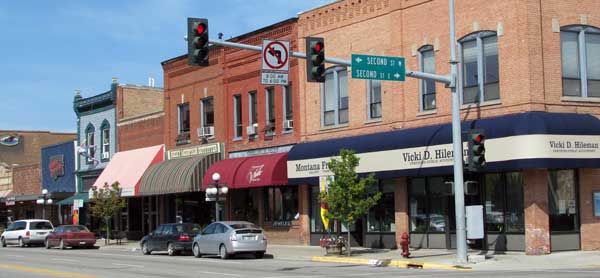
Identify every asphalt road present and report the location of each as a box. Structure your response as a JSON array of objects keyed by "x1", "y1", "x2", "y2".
[{"x1": 1, "y1": 246, "x2": 600, "y2": 278}]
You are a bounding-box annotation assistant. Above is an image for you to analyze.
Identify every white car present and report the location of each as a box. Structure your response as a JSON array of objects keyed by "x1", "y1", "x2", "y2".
[{"x1": 1, "y1": 219, "x2": 54, "y2": 247}]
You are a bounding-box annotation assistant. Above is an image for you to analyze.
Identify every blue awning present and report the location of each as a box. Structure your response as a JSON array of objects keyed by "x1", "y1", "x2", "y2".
[{"x1": 287, "y1": 112, "x2": 600, "y2": 184}]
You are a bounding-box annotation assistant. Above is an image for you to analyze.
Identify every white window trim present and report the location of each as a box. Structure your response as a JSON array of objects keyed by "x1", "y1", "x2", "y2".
[
  {"x1": 418, "y1": 45, "x2": 436, "y2": 111},
  {"x1": 233, "y1": 95, "x2": 242, "y2": 139},
  {"x1": 321, "y1": 66, "x2": 347, "y2": 127},
  {"x1": 561, "y1": 25, "x2": 600, "y2": 98},
  {"x1": 101, "y1": 128, "x2": 110, "y2": 159},
  {"x1": 459, "y1": 31, "x2": 498, "y2": 104},
  {"x1": 366, "y1": 80, "x2": 382, "y2": 120}
]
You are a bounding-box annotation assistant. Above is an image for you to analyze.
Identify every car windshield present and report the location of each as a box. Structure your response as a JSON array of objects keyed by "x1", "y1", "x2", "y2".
[
  {"x1": 30, "y1": 221, "x2": 53, "y2": 230},
  {"x1": 228, "y1": 223, "x2": 260, "y2": 230},
  {"x1": 63, "y1": 225, "x2": 89, "y2": 233},
  {"x1": 177, "y1": 224, "x2": 202, "y2": 234}
]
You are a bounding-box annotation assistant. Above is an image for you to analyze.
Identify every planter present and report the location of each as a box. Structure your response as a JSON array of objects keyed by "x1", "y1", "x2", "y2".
[{"x1": 324, "y1": 243, "x2": 343, "y2": 255}]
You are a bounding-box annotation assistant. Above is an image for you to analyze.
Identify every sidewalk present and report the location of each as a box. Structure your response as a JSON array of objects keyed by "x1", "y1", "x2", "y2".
[{"x1": 97, "y1": 241, "x2": 600, "y2": 271}]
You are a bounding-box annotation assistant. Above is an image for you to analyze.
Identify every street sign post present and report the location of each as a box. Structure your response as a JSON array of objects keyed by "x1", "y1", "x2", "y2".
[
  {"x1": 351, "y1": 54, "x2": 405, "y2": 81},
  {"x1": 261, "y1": 39, "x2": 290, "y2": 85}
]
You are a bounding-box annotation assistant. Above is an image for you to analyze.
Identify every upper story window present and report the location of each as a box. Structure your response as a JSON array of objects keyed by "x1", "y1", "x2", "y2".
[
  {"x1": 177, "y1": 103, "x2": 190, "y2": 134},
  {"x1": 248, "y1": 91, "x2": 257, "y2": 138},
  {"x1": 561, "y1": 25, "x2": 600, "y2": 98},
  {"x1": 201, "y1": 97, "x2": 214, "y2": 127},
  {"x1": 100, "y1": 120, "x2": 110, "y2": 161},
  {"x1": 233, "y1": 95, "x2": 242, "y2": 139},
  {"x1": 265, "y1": 87, "x2": 276, "y2": 135},
  {"x1": 419, "y1": 45, "x2": 436, "y2": 111},
  {"x1": 85, "y1": 124, "x2": 95, "y2": 164},
  {"x1": 367, "y1": 80, "x2": 382, "y2": 119},
  {"x1": 283, "y1": 83, "x2": 293, "y2": 131},
  {"x1": 460, "y1": 31, "x2": 500, "y2": 104},
  {"x1": 322, "y1": 67, "x2": 348, "y2": 126}
]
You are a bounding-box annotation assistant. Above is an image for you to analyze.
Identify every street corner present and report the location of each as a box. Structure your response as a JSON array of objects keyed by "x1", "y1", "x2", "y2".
[{"x1": 311, "y1": 255, "x2": 471, "y2": 271}]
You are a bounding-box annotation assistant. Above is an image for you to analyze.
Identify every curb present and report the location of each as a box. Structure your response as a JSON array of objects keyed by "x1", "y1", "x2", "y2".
[{"x1": 311, "y1": 256, "x2": 471, "y2": 271}]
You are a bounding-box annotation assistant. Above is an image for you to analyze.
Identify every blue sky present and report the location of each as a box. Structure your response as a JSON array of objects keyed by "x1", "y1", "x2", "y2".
[{"x1": 0, "y1": 0, "x2": 333, "y2": 133}]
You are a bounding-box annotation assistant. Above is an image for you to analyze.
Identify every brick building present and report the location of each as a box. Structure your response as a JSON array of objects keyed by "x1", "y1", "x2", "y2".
[{"x1": 284, "y1": 0, "x2": 600, "y2": 254}]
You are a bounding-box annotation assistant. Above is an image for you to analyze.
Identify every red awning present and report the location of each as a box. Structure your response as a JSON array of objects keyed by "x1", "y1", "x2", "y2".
[{"x1": 202, "y1": 153, "x2": 288, "y2": 190}]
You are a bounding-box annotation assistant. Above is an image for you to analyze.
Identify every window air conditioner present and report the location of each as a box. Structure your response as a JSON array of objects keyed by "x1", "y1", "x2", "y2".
[
  {"x1": 284, "y1": 120, "x2": 294, "y2": 129},
  {"x1": 197, "y1": 126, "x2": 215, "y2": 137},
  {"x1": 246, "y1": 125, "x2": 257, "y2": 136},
  {"x1": 102, "y1": 152, "x2": 110, "y2": 159}
]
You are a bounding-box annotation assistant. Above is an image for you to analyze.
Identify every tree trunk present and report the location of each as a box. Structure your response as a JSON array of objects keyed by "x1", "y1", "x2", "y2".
[
  {"x1": 347, "y1": 224, "x2": 352, "y2": 256},
  {"x1": 105, "y1": 217, "x2": 110, "y2": 246}
]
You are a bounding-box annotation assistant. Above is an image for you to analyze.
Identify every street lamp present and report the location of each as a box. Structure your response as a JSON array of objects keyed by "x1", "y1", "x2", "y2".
[
  {"x1": 207, "y1": 172, "x2": 228, "y2": 222},
  {"x1": 36, "y1": 188, "x2": 53, "y2": 220}
]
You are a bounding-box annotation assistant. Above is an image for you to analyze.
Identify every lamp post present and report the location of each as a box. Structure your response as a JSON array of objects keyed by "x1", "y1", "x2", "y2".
[
  {"x1": 208, "y1": 172, "x2": 228, "y2": 222},
  {"x1": 36, "y1": 189, "x2": 53, "y2": 220}
]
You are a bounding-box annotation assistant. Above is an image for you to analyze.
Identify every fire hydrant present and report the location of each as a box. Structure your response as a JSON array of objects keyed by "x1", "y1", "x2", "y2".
[{"x1": 400, "y1": 232, "x2": 410, "y2": 258}]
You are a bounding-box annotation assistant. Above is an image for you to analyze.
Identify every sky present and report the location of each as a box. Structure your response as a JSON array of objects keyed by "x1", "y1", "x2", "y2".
[{"x1": 0, "y1": 0, "x2": 334, "y2": 133}]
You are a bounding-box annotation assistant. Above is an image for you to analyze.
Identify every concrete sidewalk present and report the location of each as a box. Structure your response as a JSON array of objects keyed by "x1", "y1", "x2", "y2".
[{"x1": 97, "y1": 241, "x2": 600, "y2": 271}]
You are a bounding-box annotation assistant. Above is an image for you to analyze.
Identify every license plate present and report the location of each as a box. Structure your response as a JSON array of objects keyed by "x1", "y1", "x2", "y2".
[
  {"x1": 243, "y1": 236, "x2": 255, "y2": 240},
  {"x1": 80, "y1": 242, "x2": 86, "y2": 245},
  {"x1": 38, "y1": 232, "x2": 46, "y2": 235}
]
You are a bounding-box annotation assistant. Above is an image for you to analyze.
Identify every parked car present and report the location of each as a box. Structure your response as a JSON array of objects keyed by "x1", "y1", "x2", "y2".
[
  {"x1": 192, "y1": 221, "x2": 267, "y2": 259},
  {"x1": 45, "y1": 225, "x2": 96, "y2": 249},
  {"x1": 140, "y1": 223, "x2": 202, "y2": 256},
  {"x1": 0, "y1": 219, "x2": 54, "y2": 247}
]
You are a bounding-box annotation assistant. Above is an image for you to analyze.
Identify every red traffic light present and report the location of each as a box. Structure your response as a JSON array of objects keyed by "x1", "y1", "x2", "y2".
[
  {"x1": 196, "y1": 23, "x2": 206, "y2": 35},
  {"x1": 473, "y1": 134, "x2": 484, "y2": 144},
  {"x1": 313, "y1": 42, "x2": 323, "y2": 52}
]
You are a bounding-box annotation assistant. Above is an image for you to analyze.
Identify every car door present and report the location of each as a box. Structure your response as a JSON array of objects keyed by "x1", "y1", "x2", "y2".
[
  {"x1": 199, "y1": 224, "x2": 216, "y2": 253},
  {"x1": 212, "y1": 224, "x2": 227, "y2": 254},
  {"x1": 3, "y1": 222, "x2": 16, "y2": 243},
  {"x1": 10, "y1": 221, "x2": 26, "y2": 243},
  {"x1": 148, "y1": 225, "x2": 164, "y2": 251},
  {"x1": 160, "y1": 225, "x2": 176, "y2": 250},
  {"x1": 49, "y1": 226, "x2": 62, "y2": 246}
]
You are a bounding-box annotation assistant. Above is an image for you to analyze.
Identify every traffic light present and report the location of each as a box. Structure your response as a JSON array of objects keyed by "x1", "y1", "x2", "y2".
[
  {"x1": 306, "y1": 37, "x2": 325, "y2": 82},
  {"x1": 187, "y1": 18, "x2": 209, "y2": 66},
  {"x1": 467, "y1": 130, "x2": 486, "y2": 171}
]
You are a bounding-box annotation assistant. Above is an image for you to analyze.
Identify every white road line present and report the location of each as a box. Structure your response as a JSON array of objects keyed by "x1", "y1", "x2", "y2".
[
  {"x1": 51, "y1": 258, "x2": 77, "y2": 262},
  {"x1": 198, "y1": 270, "x2": 243, "y2": 276},
  {"x1": 112, "y1": 263, "x2": 144, "y2": 268}
]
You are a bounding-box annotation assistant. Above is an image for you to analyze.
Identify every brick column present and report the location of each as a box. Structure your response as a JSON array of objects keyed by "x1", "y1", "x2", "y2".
[
  {"x1": 394, "y1": 177, "x2": 409, "y2": 248},
  {"x1": 578, "y1": 168, "x2": 600, "y2": 250},
  {"x1": 299, "y1": 184, "x2": 311, "y2": 245},
  {"x1": 523, "y1": 169, "x2": 550, "y2": 255}
]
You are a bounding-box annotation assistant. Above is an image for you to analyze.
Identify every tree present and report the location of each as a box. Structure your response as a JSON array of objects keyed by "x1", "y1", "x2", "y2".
[
  {"x1": 321, "y1": 149, "x2": 381, "y2": 256},
  {"x1": 90, "y1": 182, "x2": 126, "y2": 245}
]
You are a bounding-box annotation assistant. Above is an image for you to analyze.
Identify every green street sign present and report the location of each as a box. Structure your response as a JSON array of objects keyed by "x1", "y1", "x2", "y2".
[{"x1": 351, "y1": 54, "x2": 405, "y2": 81}]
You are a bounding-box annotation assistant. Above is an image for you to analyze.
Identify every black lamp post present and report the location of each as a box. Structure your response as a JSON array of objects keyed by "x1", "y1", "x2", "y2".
[{"x1": 36, "y1": 189, "x2": 53, "y2": 220}]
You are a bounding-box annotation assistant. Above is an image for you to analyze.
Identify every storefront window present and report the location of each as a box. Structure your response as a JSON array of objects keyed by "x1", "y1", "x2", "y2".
[
  {"x1": 485, "y1": 173, "x2": 504, "y2": 232},
  {"x1": 428, "y1": 177, "x2": 449, "y2": 232},
  {"x1": 483, "y1": 172, "x2": 524, "y2": 233},
  {"x1": 367, "y1": 181, "x2": 395, "y2": 232},
  {"x1": 264, "y1": 187, "x2": 298, "y2": 222},
  {"x1": 548, "y1": 169, "x2": 578, "y2": 232},
  {"x1": 505, "y1": 172, "x2": 524, "y2": 232},
  {"x1": 409, "y1": 178, "x2": 428, "y2": 233}
]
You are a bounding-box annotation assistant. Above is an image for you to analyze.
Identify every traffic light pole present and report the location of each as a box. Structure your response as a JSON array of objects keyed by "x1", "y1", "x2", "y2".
[{"x1": 208, "y1": 0, "x2": 467, "y2": 262}]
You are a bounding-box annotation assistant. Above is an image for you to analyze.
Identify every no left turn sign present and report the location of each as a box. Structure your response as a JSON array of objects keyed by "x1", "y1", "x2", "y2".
[{"x1": 261, "y1": 39, "x2": 290, "y2": 85}]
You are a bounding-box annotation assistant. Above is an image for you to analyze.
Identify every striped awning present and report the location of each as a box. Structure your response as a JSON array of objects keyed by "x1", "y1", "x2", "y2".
[{"x1": 138, "y1": 153, "x2": 221, "y2": 196}]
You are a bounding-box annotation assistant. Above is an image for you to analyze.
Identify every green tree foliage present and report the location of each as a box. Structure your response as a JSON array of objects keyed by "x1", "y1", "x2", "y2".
[
  {"x1": 321, "y1": 149, "x2": 381, "y2": 256},
  {"x1": 90, "y1": 182, "x2": 126, "y2": 245}
]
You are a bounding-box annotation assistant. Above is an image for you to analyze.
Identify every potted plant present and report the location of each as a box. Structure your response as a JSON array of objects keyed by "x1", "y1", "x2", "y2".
[{"x1": 319, "y1": 235, "x2": 345, "y2": 255}]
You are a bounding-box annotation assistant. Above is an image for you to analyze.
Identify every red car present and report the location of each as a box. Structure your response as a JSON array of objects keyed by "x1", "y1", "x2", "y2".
[{"x1": 45, "y1": 225, "x2": 96, "y2": 249}]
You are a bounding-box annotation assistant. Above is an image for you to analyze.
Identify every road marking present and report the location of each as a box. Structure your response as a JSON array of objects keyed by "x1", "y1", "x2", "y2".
[
  {"x1": 198, "y1": 270, "x2": 243, "y2": 276},
  {"x1": 112, "y1": 263, "x2": 144, "y2": 268},
  {"x1": 3, "y1": 255, "x2": 25, "y2": 258},
  {"x1": 0, "y1": 263, "x2": 97, "y2": 278},
  {"x1": 52, "y1": 258, "x2": 78, "y2": 262}
]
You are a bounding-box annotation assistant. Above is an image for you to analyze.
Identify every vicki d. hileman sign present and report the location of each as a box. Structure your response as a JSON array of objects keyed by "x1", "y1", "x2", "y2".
[{"x1": 287, "y1": 134, "x2": 600, "y2": 179}]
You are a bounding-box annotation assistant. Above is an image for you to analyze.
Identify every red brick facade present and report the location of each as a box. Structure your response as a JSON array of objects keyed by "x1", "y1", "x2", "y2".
[{"x1": 12, "y1": 164, "x2": 42, "y2": 196}]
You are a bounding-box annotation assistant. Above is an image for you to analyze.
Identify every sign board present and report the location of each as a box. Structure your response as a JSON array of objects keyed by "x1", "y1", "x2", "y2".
[
  {"x1": 261, "y1": 39, "x2": 290, "y2": 85},
  {"x1": 73, "y1": 199, "x2": 84, "y2": 208},
  {"x1": 5, "y1": 196, "x2": 15, "y2": 206},
  {"x1": 351, "y1": 54, "x2": 405, "y2": 81},
  {"x1": 168, "y1": 143, "x2": 221, "y2": 160},
  {"x1": 466, "y1": 205, "x2": 484, "y2": 239}
]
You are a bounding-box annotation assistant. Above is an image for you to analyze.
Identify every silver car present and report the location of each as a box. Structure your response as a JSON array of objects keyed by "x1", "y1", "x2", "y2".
[{"x1": 192, "y1": 221, "x2": 267, "y2": 259}]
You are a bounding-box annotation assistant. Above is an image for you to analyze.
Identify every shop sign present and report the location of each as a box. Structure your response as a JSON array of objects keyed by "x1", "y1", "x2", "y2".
[
  {"x1": 49, "y1": 155, "x2": 65, "y2": 180},
  {"x1": 272, "y1": 221, "x2": 292, "y2": 227},
  {"x1": 247, "y1": 165, "x2": 264, "y2": 184},
  {"x1": 0, "y1": 134, "x2": 20, "y2": 147},
  {"x1": 5, "y1": 196, "x2": 15, "y2": 206},
  {"x1": 73, "y1": 199, "x2": 84, "y2": 208},
  {"x1": 168, "y1": 143, "x2": 221, "y2": 160}
]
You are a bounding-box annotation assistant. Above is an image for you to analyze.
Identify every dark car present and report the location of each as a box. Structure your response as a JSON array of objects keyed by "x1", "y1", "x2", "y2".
[
  {"x1": 45, "y1": 225, "x2": 96, "y2": 249},
  {"x1": 140, "y1": 223, "x2": 202, "y2": 256}
]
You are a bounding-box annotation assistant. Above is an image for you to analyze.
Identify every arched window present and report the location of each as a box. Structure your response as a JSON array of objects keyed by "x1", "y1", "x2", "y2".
[
  {"x1": 321, "y1": 66, "x2": 348, "y2": 126},
  {"x1": 85, "y1": 124, "x2": 95, "y2": 164},
  {"x1": 459, "y1": 31, "x2": 500, "y2": 104},
  {"x1": 419, "y1": 45, "x2": 436, "y2": 111},
  {"x1": 560, "y1": 25, "x2": 600, "y2": 97},
  {"x1": 100, "y1": 120, "x2": 110, "y2": 161}
]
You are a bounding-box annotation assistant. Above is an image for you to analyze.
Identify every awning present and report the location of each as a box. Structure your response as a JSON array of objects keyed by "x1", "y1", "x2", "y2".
[
  {"x1": 287, "y1": 112, "x2": 600, "y2": 184},
  {"x1": 0, "y1": 190, "x2": 11, "y2": 199},
  {"x1": 56, "y1": 192, "x2": 90, "y2": 205},
  {"x1": 202, "y1": 152, "x2": 288, "y2": 190},
  {"x1": 139, "y1": 153, "x2": 221, "y2": 195},
  {"x1": 91, "y1": 145, "x2": 164, "y2": 197}
]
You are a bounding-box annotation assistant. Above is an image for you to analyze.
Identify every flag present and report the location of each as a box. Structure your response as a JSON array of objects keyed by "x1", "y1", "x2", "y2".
[{"x1": 320, "y1": 202, "x2": 330, "y2": 231}]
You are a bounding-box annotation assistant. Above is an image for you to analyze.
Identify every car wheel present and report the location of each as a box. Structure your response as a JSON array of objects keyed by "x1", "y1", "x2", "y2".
[
  {"x1": 1, "y1": 237, "x2": 6, "y2": 248},
  {"x1": 167, "y1": 243, "x2": 176, "y2": 256},
  {"x1": 141, "y1": 242, "x2": 151, "y2": 255},
  {"x1": 45, "y1": 239, "x2": 51, "y2": 249},
  {"x1": 192, "y1": 243, "x2": 202, "y2": 258},
  {"x1": 18, "y1": 237, "x2": 25, "y2": 248},
  {"x1": 219, "y1": 244, "x2": 229, "y2": 260},
  {"x1": 255, "y1": 251, "x2": 265, "y2": 259},
  {"x1": 59, "y1": 239, "x2": 66, "y2": 250}
]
